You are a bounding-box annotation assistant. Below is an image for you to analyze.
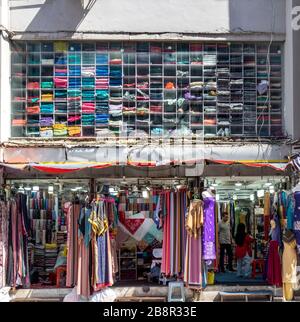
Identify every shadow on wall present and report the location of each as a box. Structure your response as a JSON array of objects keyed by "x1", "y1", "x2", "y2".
[
  {"x1": 228, "y1": 0, "x2": 285, "y2": 33},
  {"x1": 11, "y1": 0, "x2": 96, "y2": 37}
]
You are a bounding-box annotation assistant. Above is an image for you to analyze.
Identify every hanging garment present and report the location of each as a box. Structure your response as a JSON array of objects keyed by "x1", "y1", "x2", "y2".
[
  {"x1": 264, "y1": 192, "x2": 271, "y2": 241},
  {"x1": 293, "y1": 191, "x2": 300, "y2": 254},
  {"x1": 0, "y1": 201, "x2": 8, "y2": 288},
  {"x1": 184, "y1": 199, "x2": 203, "y2": 289},
  {"x1": 66, "y1": 203, "x2": 81, "y2": 287},
  {"x1": 287, "y1": 193, "x2": 295, "y2": 230},
  {"x1": 202, "y1": 196, "x2": 216, "y2": 262},
  {"x1": 77, "y1": 207, "x2": 92, "y2": 298},
  {"x1": 282, "y1": 239, "x2": 297, "y2": 285},
  {"x1": 267, "y1": 240, "x2": 282, "y2": 287}
]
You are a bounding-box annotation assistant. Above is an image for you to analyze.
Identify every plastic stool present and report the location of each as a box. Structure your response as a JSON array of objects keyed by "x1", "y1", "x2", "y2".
[{"x1": 167, "y1": 281, "x2": 185, "y2": 302}]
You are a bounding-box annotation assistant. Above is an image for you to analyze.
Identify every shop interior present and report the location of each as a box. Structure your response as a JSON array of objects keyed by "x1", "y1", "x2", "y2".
[{"x1": 3, "y1": 174, "x2": 290, "y2": 289}]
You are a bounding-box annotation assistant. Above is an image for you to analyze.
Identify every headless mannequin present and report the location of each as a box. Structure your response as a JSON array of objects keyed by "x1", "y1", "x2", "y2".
[
  {"x1": 202, "y1": 189, "x2": 214, "y2": 199},
  {"x1": 282, "y1": 239, "x2": 297, "y2": 301}
]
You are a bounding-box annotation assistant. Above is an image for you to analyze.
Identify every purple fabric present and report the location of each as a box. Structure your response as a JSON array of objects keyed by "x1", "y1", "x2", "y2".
[
  {"x1": 293, "y1": 191, "x2": 300, "y2": 253},
  {"x1": 40, "y1": 117, "x2": 53, "y2": 126},
  {"x1": 202, "y1": 197, "x2": 216, "y2": 261}
]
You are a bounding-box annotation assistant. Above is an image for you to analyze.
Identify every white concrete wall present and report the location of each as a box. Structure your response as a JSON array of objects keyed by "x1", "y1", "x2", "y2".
[{"x1": 9, "y1": 0, "x2": 285, "y2": 35}]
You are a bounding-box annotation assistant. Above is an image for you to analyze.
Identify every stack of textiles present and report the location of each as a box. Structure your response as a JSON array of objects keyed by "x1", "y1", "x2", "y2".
[
  {"x1": 137, "y1": 119, "x2": 151, "y2": 127},
  {"x1": 40, "y1": 103, "x2": 54, "y2": 113},
  {"x1": 68, "y1": 53, "x2": 81, "y2": 65},
  {"x1": 68, "y1": 98, "x2": 81, "y2": 113},
  {"x1": 68, "y1": 126, "x2": 81, "y2": 137},
  {"x1": 40, "y1": 116, "x2": 53, "y2": 127},
  {"x1": 68, "y1": 77, "x2": 81, "y2": 89},
  {"x1": 149, "y1": 92, "x2": 163, "y2": 100},
  {"x1": 95, "y1": 114, "x2": 109, "y2": 126},
  {"x1": 34, "y1": 245, "x2": 45, "y2": 274},
  {"x1": 95, "y1": 77, "x2": 109, "y2": 89},
  {"x1": 54, "y1": 77, "x2": 68, "y2": 88},
  {"x1": 96, "y1": 53, "x2": 108, "y2": 65},
  {"x1": 109, "y1": 66, "x2": 122, "y2": 78},
  {"x1": 204, "y1": 81, "x2": 217, "y2": 90},
  {"x1": 55, "y1": 54, "x2": 67, "y2": 65},
  {"x1": 27, "y1": 81, "x2": 40, "y2": 89},
  {"x1": 41, "y1": 93, "x2": 53, "y2": 101},
  {"x1": 56, "y1": 231, "x2": 67, "y2": 249},
  {"x1": 55, "y1": 67, "x2": 67, "y2": 77},
  {"x1": 109, "y1": 78, "x2": 122, "y2": 87},
  {"x1": 68, "y1": 115, "x2": 81, "y2": 125},
  {"x1": 137, "y1": 106, "x2": 149, "y2": 115},
  {"x1": 82, "y1": 66, "x2": 95, "y2": 77},
  {"x1": 230, "y1": 103, "x2": 243, "y2": 111},
  {"x1": 122, "y1": 106, "x2": 136, "y2": 115},
  {"x1": 53, "y1": 123, "x2": 68, "y2": 136},
  {"x1": 109, "y1": 103, "x2": 123, "y2": 117},
  {"x1": 96, "y1": 101, "x2": 109, "y2": 113},
  {"x1": 27, "y1": 128, "x2": 40, "y2": 135},
  {"x1": 216, "y1": 68, "x2": 230, "y2": 77},
  {"x1": 109, "y1": 120, "x2": 122, "y2": 127},
  {"x1": 95, "y1": 89, "x2": 109, "y2": 100},
  {"x1": 82, "y1": 90, "x2": 95, "y2": 102},
  {"x1": 203, "y1": 118, "x2": 216, "y2": 125},
  {"x1": 82, "y1": 102, "x2": 96, "y2": 113},
  {"x1": 96, "y1": 65, "x2": 109, "y2": 77},
  {"x1": 82, "y1": 77, "x2": 95, "y2": 88},
  {"x1": 55, "y1": 102, "x2": 67, "y2": 113},
  {"x1": 69, "y1": 65, "x2": 81, "y2": 77},
  {"x1": 124, "y1": 82, "x2": 136, "y2": 88},
  {"x1": 150, "y1": 105, "x2": 163, "y2": 113},
  {"x1": 41, "y1": 81, "x2": 53, "y2": 89},
  {"x1": 55, "y1": 90, "x2": 67, "y2": 100},
  {"x1": 27, "y1": 106, "x2": 40, "y2": 114},
  {"x1": 12, "y1": 119, "x2": 26, "y2": 126},
  {"x1": 189, "y1": 81, "x2": 204, "y2": 89},
  {"x1": 110, "y1": 58, "x2": 122, "y2": 64},
  {"x1": 45, "y1": 244, "x2": 58, "y2": 273},
  {"x1": 67, "y1": 89, "x2": 81, "y2": 98},
  {"x1": 82, "y1": 114, "x2": 95, "y2": 126},
  {"x1": 203, "y1": 54, "x2": 216, "y2": 66},
  {"x1": 151, "y1": 127, "x2": 164, "y2": 135},
  {"x1": 27, "y1": 96, "x2": 39, "y2": 103},
  {"x1": 40, "y1": 127, "x2": 53, "y2": 137}
]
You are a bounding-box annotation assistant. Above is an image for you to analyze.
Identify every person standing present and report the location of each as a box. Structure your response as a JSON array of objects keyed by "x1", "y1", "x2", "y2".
[{"x1": 218, "y1": 212, "x2": 234, "y2": 272}]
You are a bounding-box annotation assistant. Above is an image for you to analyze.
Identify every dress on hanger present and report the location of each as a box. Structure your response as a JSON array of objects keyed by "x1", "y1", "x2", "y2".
[
  {"x1": 202, "y1": 195, "x2": 216, "y2": 262},
  {"x1": 293, "y1": 191, "x2": 300, "y2": 253}
]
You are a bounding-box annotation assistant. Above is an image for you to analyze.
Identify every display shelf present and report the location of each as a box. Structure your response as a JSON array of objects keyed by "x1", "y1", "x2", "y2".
[{"x1": 11, "y1": 41, "x2": 283, "y2": 138}]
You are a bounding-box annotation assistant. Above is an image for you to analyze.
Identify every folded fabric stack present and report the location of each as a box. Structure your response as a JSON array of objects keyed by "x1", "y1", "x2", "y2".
[
  {"x1": 68, "y1": 77, "x2": 81, "y2": 88},
  {"x1": 150, "y1": 105, "x2": 163, "y2": 113},
  {"x1": 34, "y1": 245, "x2": 45, "y2": 273},
  {"x1": 68, "y1": 126, "x2": 81, "y2": 137},
  {"x1": 55, "y1": 67, "x2": 67, "y2": 77},
  {"x1": 41, "y1": 93, "x2": 53, "y2": 101},
  {"x1": 68, "y1": 53, "x2": 81, "y2": 65},
  {"x1": 150, "y1": 92, "x2": 162, "y2": 100},
  {"x1": 109, "y1": 120, "x2": 123, "y2": 127},
  {"x1": 137, "y1": 119, "x2": 151, "y2": 126},
  {"x1": 28, "y1": 96, "x2": 40, "y2": 103},
  {"x1": 67, "y1": 89, "x2": 81, "y2": 98},
  {"x1": 40, "y1": 127, "x2": 53, "y2": 137},
  {"x1": 82, "y1": 114, "x2": 95, "y2": 126},
  {"x1": 82, "y1": 77, "x2": 95, "y2": 88},
  {"x1": 95, "y1": 114, "x2": 109, "y2": 126},
  {"x1": 82, "y1": 53, "x2": 95, "y2": 65},
  {"x1": 137, "y1": 106, "x2": 149, "y2": 116},
  {"x1": 151, "y1": 127, "x2": 164, "y2": 135},
  {"x1": 40, "y1": 103, "x2": 54, "y2": 113},
  {"x1": 95, "y1": 90, "x2": 108, "y2": 101},
  {"x1": 109, "y1": 78, "x2": 122, "y2": 87},
  {"x1": 216, "y1": 68, "x2": 230, "y2": 77},
  {"x1": 12, "y1": 119, "x2": 26, "y2": 126},
  {"x1": 55, "y1": 54, "x2": 67, "y2": 65},
  {"x1": 123, "y1": 106, "x2": 136, "y2": 115},
  {"x1": 82, "y1": 66, "x2": 95, "y2": 77},
  {"x1": 110, "y1": 66, "x2": 122, "y2": 77},
  {"x1": 82, "y1": 102, "x2": 95, "y2": 113},
  {"x1": 204, "y1": 81, "x2": 217, "y2": 90},
  {"x1": 27, "y1": 82, "x2": 40, "y2": 89},
  {"x1": 68, "y1": 115, "x2": 81, "y2": 125},
  {"x1": 203, "y1": 118, "x2": 216, "y2": 126},
  {"x1": 40, "y1": 116, "x2": 53, "y2": 127},
  {"x1": 45, "y1": 243, "x2": 58, "y2": 273},
  {"x1": 124, "y1": 82, "x2": 136, "y2": 88},
  {"x1": 203, "y1": 55, "x2": 216, "y2": 66},
  {"x1": 41, "y1": 81, "x2": 53, "y2": 89},
  {"x1": 163, "y1": 53, "x2": 176, "y2": 64},
  {"x1": 27, "y1": 117, "x2": 39, "y2": 125},
  {"x1": 96, "y1": 54, "x2": 108, "y2": 65},
  {"x1": 68, "y1": 98, "x2": 81, "y2": 113},
  {"x1": 55, "y1": 90, "x2": 67, "y2": 100},
  {"x1": 109, "y1": 104, "x2": 123, "y2": 117},
  {"x1": 230, "y1": 103, "x2": 243, "y2": 111},
  {"x1": 27, "y1": 106, "x2": 40, "y2": 114},
  {"x1": 69, "y1": 65, "x2": 81, "y2": 77},
  {"x1": 110, "y1": 58, "x2": 122, "y2": 65},
  {"x1": 54, "y1": 77, "x2": 68, "y2": 88},
  {"x1": 189, "y1": 81, "x2": 204, "y2": 89},
  {"x1": 96, "y1": 101, "x2": 109, "y2": 113},
  {"x1": 96, "y1": 65, "x2": 109, "y2": 77},
  {"x1": 82, "y1": 90, "x2": 95, "y2": 102},
  {"x1": 27, "y1": 127, "x2": 40, "y2": 136},
  {"x1": 53, "y1": 123, "x2": 68, "y2": 136},
  {"x1": 95, "y1": 77, "x2": 109, "y2": 89}
]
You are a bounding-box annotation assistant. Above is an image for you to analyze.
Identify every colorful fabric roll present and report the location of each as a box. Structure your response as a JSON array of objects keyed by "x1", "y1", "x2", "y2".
[
  {"x1": 95, "y1": 78, "x2": 109, "y2": 89},
  {"x1": 82, "y1": 102, "x2": 96, "y2": 113}
]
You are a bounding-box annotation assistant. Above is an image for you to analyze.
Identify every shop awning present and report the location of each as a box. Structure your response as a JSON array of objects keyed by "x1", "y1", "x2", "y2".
[{"x1": 0, "y1": 159, "x2": 289, "y2": 174}]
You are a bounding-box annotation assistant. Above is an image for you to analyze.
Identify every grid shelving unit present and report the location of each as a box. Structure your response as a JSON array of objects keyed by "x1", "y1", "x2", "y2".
[{"x1": 10, "y1": 41, "x2": 283, "y2": 138}]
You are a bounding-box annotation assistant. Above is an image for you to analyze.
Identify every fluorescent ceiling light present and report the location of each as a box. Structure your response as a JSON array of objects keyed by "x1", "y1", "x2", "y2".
[
  {"x1": 33, "y1": 186, "x2": 39, "y2": 191},
  {"x1": 257, "y1": 189, "x2": 264, "y2": 197},
  {"x1": 235, "y1": 182, "x2": 242, "y2": 187}
]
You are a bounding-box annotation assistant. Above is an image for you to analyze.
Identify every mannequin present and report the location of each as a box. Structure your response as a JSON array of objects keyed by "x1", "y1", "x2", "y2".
[
  {"x1": 282, "y1": 230, "x2": 297, "y2": 301},
  {"x1": 202, "y1": 188, "x2": 214, "y2": 199}
]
